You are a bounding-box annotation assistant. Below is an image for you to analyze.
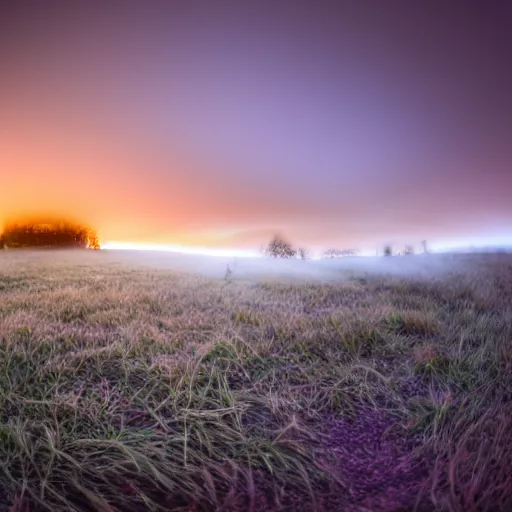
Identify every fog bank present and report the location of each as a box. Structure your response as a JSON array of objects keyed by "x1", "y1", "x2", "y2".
[
  {"x1": 0, "y1": 248, "x2": 495, "y2": 283},
  {"x1": 108, "y1": 250, "x2": 469, "y2": 282}
]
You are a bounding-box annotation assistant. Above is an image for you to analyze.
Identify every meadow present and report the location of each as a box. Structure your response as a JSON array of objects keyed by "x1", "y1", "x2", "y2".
[{"x1": 0, "y1": 250, "x2": 511, "y2": 511}]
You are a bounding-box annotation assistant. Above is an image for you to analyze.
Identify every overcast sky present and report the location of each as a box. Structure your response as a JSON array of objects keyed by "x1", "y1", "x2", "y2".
[{"x1": 1, "y1": 0, "x2": 511, "y2": 252}]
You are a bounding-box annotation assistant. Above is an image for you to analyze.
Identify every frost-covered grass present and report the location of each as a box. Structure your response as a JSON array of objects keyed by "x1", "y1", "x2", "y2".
[{"x1": 0, "y1": 250, "x2": 511, "y2": 511}]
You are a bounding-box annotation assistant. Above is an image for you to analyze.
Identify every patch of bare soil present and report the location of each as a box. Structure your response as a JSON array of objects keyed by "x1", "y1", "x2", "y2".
[{"x1": 327, "y1": 408, "x2": 431, "y2": 511}]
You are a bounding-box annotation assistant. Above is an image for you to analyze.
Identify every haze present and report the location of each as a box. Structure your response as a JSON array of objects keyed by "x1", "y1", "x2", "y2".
[{"x1": 1, "y1": 0, "x2": 511, "y2": 253}]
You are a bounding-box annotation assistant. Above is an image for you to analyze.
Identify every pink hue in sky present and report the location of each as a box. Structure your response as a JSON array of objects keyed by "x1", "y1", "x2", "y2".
[{"x1": 1, "y1": 1, "x2": 511, "y2": 252}]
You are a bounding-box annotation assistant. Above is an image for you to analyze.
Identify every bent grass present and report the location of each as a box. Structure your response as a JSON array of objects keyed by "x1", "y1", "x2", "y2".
[{"x1": 0, "y1": 250, "x2": 511, "y2": 511}]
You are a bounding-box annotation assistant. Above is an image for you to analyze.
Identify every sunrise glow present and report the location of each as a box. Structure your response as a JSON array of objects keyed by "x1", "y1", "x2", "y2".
[
  {"x1": 1, "y1": 1, "x2": 511, "y2": 255},
  {"x1": 1, "y1": 2, "x2": 511, "y2": 510},
  {"x1": 101, "y1": 241, "x2": 261, "y2": 258}
]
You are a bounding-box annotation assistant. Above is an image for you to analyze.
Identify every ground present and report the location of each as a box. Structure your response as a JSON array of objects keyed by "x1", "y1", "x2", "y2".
[{"x1": 0, "y1": 250, "x2": 511, "y2": 511}]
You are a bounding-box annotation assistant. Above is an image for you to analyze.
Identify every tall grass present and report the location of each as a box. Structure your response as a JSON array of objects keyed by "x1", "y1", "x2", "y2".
[{"x1": 0, "y1": 250, "x2": 511, "y2": 511}]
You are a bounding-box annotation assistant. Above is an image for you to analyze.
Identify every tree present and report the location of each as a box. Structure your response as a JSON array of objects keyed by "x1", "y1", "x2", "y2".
[
  {"x1": 383, "y1": 245, "x2": 392, "y2": 257},
  {"x1": 87, "y1": 230, "x2": 101, "y2": 250},
  {"x1": 404, "y1": 245, "x2": 414, "y2": 255},
  {"x1": 297, "y1": 247, "x2": 308, "y2": 260},
  {"x1": 265, "y1": 235, "x2": 296, "y2": 258}
]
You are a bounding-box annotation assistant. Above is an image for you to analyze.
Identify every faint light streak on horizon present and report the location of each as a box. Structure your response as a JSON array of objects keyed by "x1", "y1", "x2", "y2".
[{"x1": 101, "y1": 241, "x2": 262, "y2": 258}]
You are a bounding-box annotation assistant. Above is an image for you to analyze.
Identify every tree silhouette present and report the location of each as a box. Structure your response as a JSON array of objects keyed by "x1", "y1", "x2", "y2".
[
  {"x1": 265, "y1": 235, "x2": 296, "y2": 258},
  {"x1": 383, "y1": 245, "x2": 392, "y2": 257},
  {"x1": 297, "y1": 247, "x2": 308, "y2": 260}
]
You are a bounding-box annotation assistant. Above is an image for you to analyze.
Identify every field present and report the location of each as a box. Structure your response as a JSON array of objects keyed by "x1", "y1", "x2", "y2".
[{"x1": 0, "y1": 250, "x2": 511, "y2": 511}]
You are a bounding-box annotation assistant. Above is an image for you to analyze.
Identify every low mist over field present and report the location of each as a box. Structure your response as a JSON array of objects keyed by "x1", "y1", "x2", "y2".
[
  {"x1": 100, "y1": 249, "x2": 484, "y2": 282},
  {"x1": 0, "y1": 247, "x2": 474, "y2": 282}
]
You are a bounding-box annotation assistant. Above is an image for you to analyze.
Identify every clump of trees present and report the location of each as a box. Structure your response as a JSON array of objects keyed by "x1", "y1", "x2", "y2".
[
  {"x1": 264, "y1": 235, "x2": 297, "y2": 258},
  {"x1": 1, "y1": 218, "x2": 100, "y2": 250},
  {"x1": 262, "y1": 236, "x2": 425, "y2": 260},
  {"x1": 382, "y1": 244, "x2": 419, "y2": 256},
  {"x1": 264, "y1": 236, "x2": 362, "y2": 260}
]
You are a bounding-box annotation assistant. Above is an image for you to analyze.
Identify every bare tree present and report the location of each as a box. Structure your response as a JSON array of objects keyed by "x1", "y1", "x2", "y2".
[
  {"x1": 265, "y1": 235, "x2": 296, "y2": 259},
  {"x1": 404, "y1": 245, "x2": 414, "y2": 255},
  {"x1": 383, "y1": 245, "x2": 392, "y2": 257},
  {"x1": 297, "y1": 247, "x2": 308, "y2": 260}
]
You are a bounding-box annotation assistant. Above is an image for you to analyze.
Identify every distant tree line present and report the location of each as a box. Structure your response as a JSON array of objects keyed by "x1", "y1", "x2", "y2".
[
  {"x1": 323, "y1": 248, "x2": 357, "y2": 258},
  {"x1": 383, "y1": 243, "x2": 428, "y2": 256},
  {"x1": 0, "y1": 219, "x2": 100, "y2": 250},
  {"x1": 263, "y1": 235, "x2": 428, "y2": 259},
  {"x1": 263, "y1": 235, "x2": 358, "y2": 260}
]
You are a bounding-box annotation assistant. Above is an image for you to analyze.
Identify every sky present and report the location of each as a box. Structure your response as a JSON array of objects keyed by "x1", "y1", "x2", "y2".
[{"x1": 1, "y1": 0, "x2": 511, "y2": 254}]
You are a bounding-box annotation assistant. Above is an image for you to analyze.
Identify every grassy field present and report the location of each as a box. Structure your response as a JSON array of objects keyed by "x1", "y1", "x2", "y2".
[{"x1": 0, "y1": 250, "x2": 511, "y2": 511}]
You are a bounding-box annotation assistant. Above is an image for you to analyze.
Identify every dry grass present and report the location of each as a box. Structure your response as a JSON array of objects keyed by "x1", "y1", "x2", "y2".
[{"x1": 0, "y1": 250, "x2": 511, "y2": 511}]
